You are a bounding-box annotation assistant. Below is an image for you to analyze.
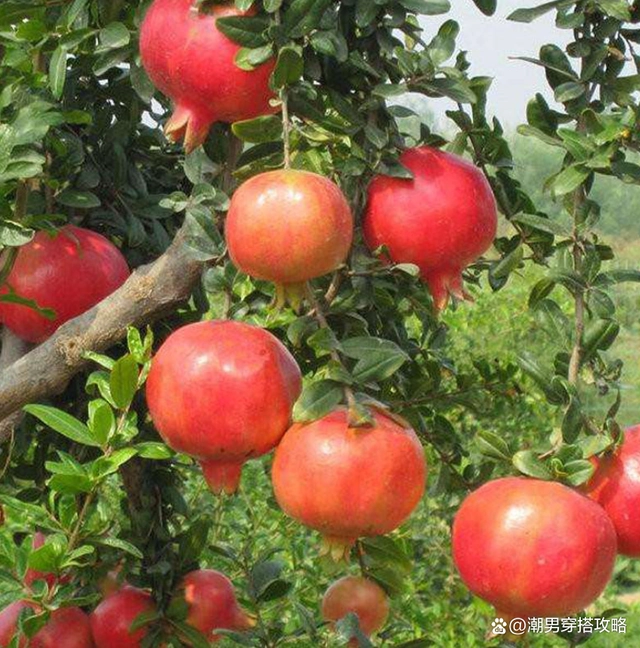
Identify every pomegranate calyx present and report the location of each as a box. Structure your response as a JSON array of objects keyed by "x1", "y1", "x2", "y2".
[
  {"x1": 199, "y1": 459, "x2": 244, "y2": 495},
  {"x1": 164, "y1": 104, "x2": 214, "y2": 154},
  {"x1": 319, "y1": 535, "x2": 356, "y2": 563}
]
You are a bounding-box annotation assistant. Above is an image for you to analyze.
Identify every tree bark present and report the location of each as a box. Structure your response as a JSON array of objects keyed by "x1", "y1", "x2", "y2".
[{"x1": 0, "y1": 227, "x2": 205, "y2": 440}]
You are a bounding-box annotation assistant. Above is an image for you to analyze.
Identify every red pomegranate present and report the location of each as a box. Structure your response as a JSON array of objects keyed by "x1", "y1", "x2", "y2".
[
  {"x1": 146, "y1": 320, "x2": 302, "y2": 494},
  {"x1": 322, "y1": 576, "x2": 389, "y2": 646},
  {"x1": 272, "y1": 409, "x2": 426, "y2": 559},
  {"x1": 0, "y1": 603, "x2": 93, "y2": 648},
  {"x1": 179, "y1": 569, "x2": 253, "y2": 642},
  {"x1": 0, "y1": 225, "x2": 129, "y2": 343},
  {"x1": 140, "y1": 0, "x2": 276, "y2": 152},
  {"x1": 90, "y1": 587, "x2": 155, "y2": 648},
  {"x1": 452, "y1": 477, "x2": 617, "y2": 619},
  {"x1": 585, "y1": 424, "x2": 640, "y2": 557},
  {"x1": 225, "y1": 170, "x2": 353, "y2": 307},
  {"x1": 363, "y1": 146, "x2": 497, "y2": 311}
]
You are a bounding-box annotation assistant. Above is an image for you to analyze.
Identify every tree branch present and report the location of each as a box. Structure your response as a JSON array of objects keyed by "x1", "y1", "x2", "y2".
[{"x1": 0, "y1": 226, "x2": 206, "y2": 440}]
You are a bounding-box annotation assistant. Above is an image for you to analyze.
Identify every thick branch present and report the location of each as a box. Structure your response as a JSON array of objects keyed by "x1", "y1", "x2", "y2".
[{"x1": 0, "y1": 227, "x2": 205, "y2": 437}]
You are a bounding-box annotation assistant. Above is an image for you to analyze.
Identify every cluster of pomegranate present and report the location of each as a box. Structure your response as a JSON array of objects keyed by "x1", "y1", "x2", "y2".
[
  {"x1": 0, "y1": 543, "x2": 252, "y2": 647},
  {"x1": 452, "y1": 425, "x2": 640, "y2": 632}
]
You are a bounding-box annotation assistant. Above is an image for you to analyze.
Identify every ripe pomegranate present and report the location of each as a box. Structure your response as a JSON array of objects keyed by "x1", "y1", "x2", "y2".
[
  {"x1": 225, "y1": 170, "x2": 353, "y2": 307},
  {"x1": 0, "y1": 225, "x2": 129, "y2": 343},
  {"x1": 140, "y1": 0, "x2": 276, "y2": 152},
  {"x1": 178, "y1": 569, "x2": 253, "y2": 642},
  {"x1": 322, "y1": 576, "x2": 389, "y2": 646},
  {"x1": 146, "y1": 320, "x2": 302, "y2": 494},
  {"x1": 90, "y1": 587, "x2": 155, "y2": 648},
  {"x1": 272, "y1": 408, "x2": 426, "y2": 559},
  {"x1": 584, "y1": 424, "x2": 640, "y2": 557},
  {"x1": 452, "y1": 477, "x2": 617, "y2": 619},
  {"x1": 0, "y1": 603, "x2": 93, "y2": 648},
  {"x1": 363, "y1": 146, "x2": 498, "y2": 310}
]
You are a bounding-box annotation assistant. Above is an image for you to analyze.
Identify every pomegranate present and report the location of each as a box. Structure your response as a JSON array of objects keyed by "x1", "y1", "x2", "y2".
[
  {"x1": 322, "y1": 576, "x2": 389, "y2": 646},
  {"x1": 363, "y1": 146, "x2": 498, "y2": 310},
  {"x1": 272, "y1": 408, "x2": 426, "y2": 559},
  {"x1": 0, "y1": 225, "x2": 129, "y2": 343},
  {"x1": 140, "y1": 0, "x2": 276, "y2": 153},
  {"x1": 178, "y1": 569, "x2": 253, "y2": 642},
  {"x1": 585, "y1": 424, "x2": 640, "y2": 557},
  {"x1": 225, "y1": 170, "x2": 353, "y2": 307},
  {"x1": 0, "y1": 603, "x2": 93, "y2": 648},
  {"x1": 452, "y1": 477, "x2": 617, "y2": 619},
  {"x1": 90, "y1": 586, "x2": 155, "y2": 648},
  {"x1": 146, "y1": 320, "x2": 302, "y2": 494}
]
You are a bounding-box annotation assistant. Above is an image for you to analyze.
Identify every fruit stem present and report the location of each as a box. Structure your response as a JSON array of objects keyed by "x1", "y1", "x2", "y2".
[
  {"x1": 304, "y1": 283, "x2": 361, "y2": 422},
  {"x1": 275, "y1": 11, "x2": 292, "y2": 170}
]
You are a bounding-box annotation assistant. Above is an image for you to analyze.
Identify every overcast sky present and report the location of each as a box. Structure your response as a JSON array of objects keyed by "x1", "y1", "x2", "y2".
[{"x1": 418, "y1": 0, "x2": 569, "y2": 127}]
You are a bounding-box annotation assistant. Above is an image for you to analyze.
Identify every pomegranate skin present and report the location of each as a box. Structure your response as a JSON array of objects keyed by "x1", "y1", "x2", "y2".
[
  {"x1": 180, "y1": 570, "x2": 253, "y2": 642},
  {"x1": 272, "y1": 409, "x2": 426, "y2": 556},
  {"x1": 585, "y1": 425, "x2": 640, "y2": 557},
  {"x1": 90, "y1": 587, "x2": 155, "y2": 648},
  {"x1": 0, "y1": 604, "x2": 93, "y2": 648},
  {"x1": 225, "y1": 170, "x2": 354, "y2": 290},
  {"x1": 452, "y1": 477, "x2": 617, "y2": 618},
  {"x1": 363, "y1": 146, "x2": 497, "y2": 310},
  {"x1": 146, "y1": 320, "x2": 302, "y2": 494},
  {"x1": 140, "y1": 0, "x2": 277, "y2": 152},
  {"x1": 322, "y1": 576, "x2": 389, "y2": 644},
  {"x1": 0, "y1": 225, "x2": 130, "y2": 343}
]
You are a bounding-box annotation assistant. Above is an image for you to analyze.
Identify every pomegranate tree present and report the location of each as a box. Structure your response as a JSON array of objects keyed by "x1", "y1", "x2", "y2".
[
  {"x1": 146, "y1": 320, "x2": 302, "y2": 494},
  {"x1": 452, "y1": 477, "x2": 617, "y2": 619},
  {"x1": 0, "y1": 603, "x2": 93, "y2": 648},
  {"x1": 322, "y1": 576, "x2": 389, "y2": 645},
  {"x1": 179, "y1": 569, "x2": 253, "y2": 642},
  {"x1": 585, "y1": 424, "x2": 640, "y2": 556},
  {"x1": 0, "y1": 225, "x2": 129, "y2": 343},
  {"x1": 140, "y1": 0, "x2": 276, "y2": 152},
  {"x1": 90, "y1": 586, "x2": 155, "y2": 648},
  {"x1": 363, "y1": 146, "x2": 498, "y2": 310},
  {"x1": 225, "y1": 170, "x2": 353, "y2": 308},
  {"x1": 272, "y1": 409, "x2": 426, "y2": 559}
]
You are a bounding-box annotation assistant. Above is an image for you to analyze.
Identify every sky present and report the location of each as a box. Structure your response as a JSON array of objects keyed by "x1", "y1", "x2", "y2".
[{"x1": 417, "y1": 0, "x2": 569, "y2": 127}]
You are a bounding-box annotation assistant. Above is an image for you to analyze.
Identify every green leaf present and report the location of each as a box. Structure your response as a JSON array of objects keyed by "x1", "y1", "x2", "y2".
[
  {"x1": 271, "y1": 46, "x2": 304, "y2": 89},
  {"x1": 235, "y1": 44, "x2": 273, "y2": 71},
  {"x1": 87, "y1": 399, "x2": 115, "y2": 447},
  {"x1": 561, "y1": 397, "x2": 583, "y2": 443},
  {"x1": 24, "y1": 405, "x2": 101, "y2": 448},
  {"x1": 216, "y1": 16, "x2": 269, "y2": 48},
  {"x1": 398, "y1": 0, "x2": 451, "y2": 15},
  {"x1": 554, "y1": 81, "x2": 586, "y2": 103},
  {"x1": 293, "y1": 380, "x2": 343, "y2": 423},
  {"x1": 341, "y1": 337, "x2": 409, "y2": 383},
  {"x1": 550, "y1": 165, "x2": 590, "y2": 197},
  {"x1": 109, "y1": 354, "x2": 139, "y2": 409},
  {"x1": 49, "y1": 46, "x2": 67, "y2": 100},
  {"x1": 563, "y1": 460, "x2": 595, "y2": 486},
  {"x1": 249, "y1": 560, "x2": 291, "y2": 602},
  {"x1": 232, "y1": 115, "x2": 282, "y2": 143},
  {"x1": 135, "y1": 442, "x2": 173, "y2": 460},
  {"x1": 512, "y1": 450, "x2": 552, "y2": 479},
  {"x1": 282, "y1": 0, "x2": 333, "y2": 38},
  {"x1": 475, "y1": 430, "x2": 511, "y2": 461},
  {"x1": 94, "y1": 537, "x2": 143, "y2": 559},
  {"x1": 55, "y1": 189, "x2": 101, "y2": 209},
  {"x1": 471, "y1": 0, "x2": 496, "y2": 15},
  {"x1": 96, "y1": 22, "x2": 130, "y2": 53},
  {"x1": 512, "y1": 213, "x2": 570, "y2": 236},
  {"x1": 508, "y1": 1, "x2": 572, "y2": 23}
]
